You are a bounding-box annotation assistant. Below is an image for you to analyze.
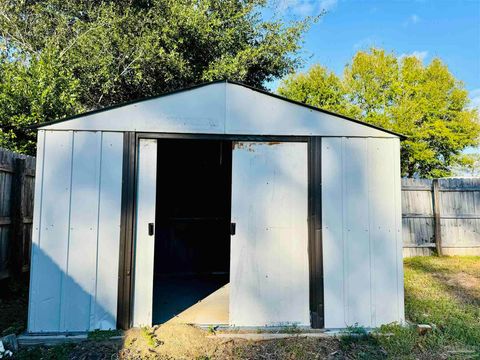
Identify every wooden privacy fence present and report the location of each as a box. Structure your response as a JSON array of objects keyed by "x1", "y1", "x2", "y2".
[
  {"x1": 0, "y1": 148, "x2": 35, "y2": 279},
  {"x1": 402, "y1": 178, "x2": 480, "y2": 257}
]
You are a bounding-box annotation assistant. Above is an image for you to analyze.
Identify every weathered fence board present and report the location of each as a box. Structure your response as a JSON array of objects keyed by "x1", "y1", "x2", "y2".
[
  {"x1": 0, "y1": 148, "x2": 35, "y2": 279},
  {"x1": 402, "y1": 178, "x2": 480, "y2": 257}
]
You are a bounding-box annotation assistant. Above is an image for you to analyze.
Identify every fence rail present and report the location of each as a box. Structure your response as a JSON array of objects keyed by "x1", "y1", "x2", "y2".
[
  {"x1": 402, "y1": 178, "x2": 480, "y2": 257},
  {"x1": 0, "y1": 148, "x2": 35, "y2": 279}
]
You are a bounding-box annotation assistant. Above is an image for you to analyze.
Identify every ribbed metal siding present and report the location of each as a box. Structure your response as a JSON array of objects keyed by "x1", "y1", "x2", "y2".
[
  {"x1": 322, "y1": 137, "x2": 404, "y2": 329},
  {"x1": 28, "y1": 130, "x2": 124, "y2": 332}
]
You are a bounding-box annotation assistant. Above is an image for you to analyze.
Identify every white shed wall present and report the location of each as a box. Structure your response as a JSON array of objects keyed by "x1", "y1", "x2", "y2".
[
  {"x1": 322, "y1": 137, "x2": 404, "y2": 329},
  {"x1": 28, "y1": 130, "x2": 123, "y2": 332},
  {"x1": 41, "y1": 83, "x2": 227, "y2": 133},
  {"x1": 225, "y1": 85, "x2": 392, "y2": 138},
  {"x1": 41, "y1": 83, "x2": 397, "y2": 139}
]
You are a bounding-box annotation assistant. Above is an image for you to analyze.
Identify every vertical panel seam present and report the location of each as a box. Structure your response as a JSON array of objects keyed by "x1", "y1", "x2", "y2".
[
  {"x1": 341, "y1": 137, "x2": 348, "y2": 326},
  {"x1": 59, "y1": 131, "x2": 75, "y2": 332},
  {"x1": 367, "y1": 139, "x2": 375, "y2": 328},
  {"x1": 92, "y1": 132, "x2": 104, "y2": 330}
]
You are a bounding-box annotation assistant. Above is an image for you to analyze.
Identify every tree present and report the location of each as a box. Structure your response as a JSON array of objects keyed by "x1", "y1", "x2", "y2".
[
  {"x1": 0, "y1": 0, "x2": 314, "y2": 154},
  {"x1": 277, "y1": 65, "x2": 348, "y2": 115},
  {"x1": 278, "y1": 48, "x2": 480, "y2": 178},
  {"x1": 0, "y1": 47, "x2": 83, "y2": 154},
  {"x1": 451, "y1": 153, "x2": 480, "y2": 177}
]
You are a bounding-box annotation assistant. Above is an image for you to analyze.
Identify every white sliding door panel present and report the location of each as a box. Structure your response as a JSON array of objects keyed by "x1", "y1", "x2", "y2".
[
  {"x1": 133, "y1": 139, "x2": 157, "y2": 327},
  {"x1": 230, "y1": 142, "x2": 309, "y2": 327}
]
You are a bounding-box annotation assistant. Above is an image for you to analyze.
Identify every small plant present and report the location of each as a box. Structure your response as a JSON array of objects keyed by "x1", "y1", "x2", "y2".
[
  {"x1": 207, "y1": 325, "x2": 218, "y2": 334},
  {"x1": 140, "y1": 327, "x2": 162, "y2": 348},
  {"x1": 279, "y1": 323, "x2": 302, "y2": 334},
  {"x1": 342, "y1": 323, "x2": 368, "y2": 337}
]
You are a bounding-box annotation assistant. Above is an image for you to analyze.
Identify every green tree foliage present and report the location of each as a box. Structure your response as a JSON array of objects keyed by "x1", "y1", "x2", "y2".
[
  {"x1": 0, "y1": 48, "x2": 83, "y2": 153},
  {"x1": 0, "y1": 0, "x2": 314, "y2": 154},
  {"x1": 451, "y1": 153, "x2": 480, "y2": 177},
  {"x1": 278, "y1": 49, "x2": 480, "y2": 178}
]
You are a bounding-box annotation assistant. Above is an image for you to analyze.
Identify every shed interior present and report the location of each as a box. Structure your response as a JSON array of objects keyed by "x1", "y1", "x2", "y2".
[{"x1": 153, "y1": 139, "x2": 232, "y2": 324}]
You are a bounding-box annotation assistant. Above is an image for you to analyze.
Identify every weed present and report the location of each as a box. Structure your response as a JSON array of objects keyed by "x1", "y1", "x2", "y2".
[
  {"x1": 279, "y1": 323, "x2": 302, "y2": 334},
  {"x1": 140, "y1": 326, "x2": 157, "y2": 348},
  {"x1": 207, "y1": 325, "x2": 218, "y2": 334},
  {"x1": 342, "y1": 323, "x2": 369, "y2": 337}
]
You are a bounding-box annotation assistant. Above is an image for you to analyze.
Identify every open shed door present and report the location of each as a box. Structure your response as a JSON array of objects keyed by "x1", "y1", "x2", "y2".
[
  {"x1": 230, "y1": 142, "x2": 310, "y2": 326},
  {"x1": 133, "y1": 139, "x2": 157, "y2": 327}
]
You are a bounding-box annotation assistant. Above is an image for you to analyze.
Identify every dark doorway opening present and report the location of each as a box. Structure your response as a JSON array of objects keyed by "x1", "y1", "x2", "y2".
[{"x1": 153, "y1": 139, "x2": 232, "y2": 324}]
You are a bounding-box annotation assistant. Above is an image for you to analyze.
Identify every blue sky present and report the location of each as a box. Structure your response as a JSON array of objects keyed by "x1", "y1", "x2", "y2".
[{"x1": 264, "y1": 0, "x2": 480, "y2": 109}]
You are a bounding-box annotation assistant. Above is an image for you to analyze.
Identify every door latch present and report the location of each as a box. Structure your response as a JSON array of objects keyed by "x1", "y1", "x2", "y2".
[
  {"x1": 230, "y1": 222, "x2": 236, "y2": 235},
  {"x1": 148, "y1": 223, "x2": 154, "y2": 236}
]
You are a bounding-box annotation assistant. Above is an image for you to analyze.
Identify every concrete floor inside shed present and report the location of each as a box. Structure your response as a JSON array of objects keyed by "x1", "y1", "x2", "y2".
[{"x1": 153, "y1": 275, "x2": 230, "y2": 325}]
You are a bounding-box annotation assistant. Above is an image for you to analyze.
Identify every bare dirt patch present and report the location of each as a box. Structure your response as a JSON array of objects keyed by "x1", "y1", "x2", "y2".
[
  {"x1": 434, "y1": 270, "x2": 480, "y2": 306},
  {"x1": 119, "y1": 324, "x2": 342, "y2": 359}
]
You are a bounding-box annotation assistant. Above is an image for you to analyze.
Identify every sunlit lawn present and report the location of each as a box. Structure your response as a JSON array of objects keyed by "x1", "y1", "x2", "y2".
[{"x1": 338, "y1": 256, "x2": 480, "y2": 359}]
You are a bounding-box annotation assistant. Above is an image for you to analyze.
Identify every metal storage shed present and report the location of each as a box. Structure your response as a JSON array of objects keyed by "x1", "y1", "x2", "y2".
[{"x1": 27, "y1": 80, "x2": 405, "y2": 333}]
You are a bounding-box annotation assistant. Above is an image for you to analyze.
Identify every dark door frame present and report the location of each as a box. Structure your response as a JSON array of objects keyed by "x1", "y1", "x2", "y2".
[{"x1": 116, "y1": 132, "x2": 324, "y2": 329}]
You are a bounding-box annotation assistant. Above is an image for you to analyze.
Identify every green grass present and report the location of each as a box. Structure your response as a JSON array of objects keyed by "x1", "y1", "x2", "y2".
[
  {"x1": 87, "y1": 328, "x2": 122, "y2": 341},
  {"x1": 14, "y1": 344, "x2": 76, "y2": 360},
  {"x1": 339, "y1": 256, "x2": 480, "y2": 359}
]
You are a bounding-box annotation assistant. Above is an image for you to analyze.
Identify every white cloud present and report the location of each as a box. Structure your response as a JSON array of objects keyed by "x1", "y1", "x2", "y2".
[
  {"x1": 319, "y1": 0, "x2": 338, "y2": 11},
  {"x1": 276, "y1": 0, "x2": 338, "y2": 16},
  {"x1": 353, "y1": 36, "x2": 378, "y2": 50},
  {"x1": 399, "y1": 50, "x2": 429, "y2": 62},
  {"x1": 403, "y1": 13, "x2": 421, "y2": 26},
  {"x1": 470, "y1": 88, "x2": 480, "y2": 114}
]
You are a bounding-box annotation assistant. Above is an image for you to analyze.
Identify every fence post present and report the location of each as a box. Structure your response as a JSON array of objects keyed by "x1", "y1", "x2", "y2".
[
  {"x1": 11, "y1": 158, "x2": 26, "y2": 278},
  {"x1": 432, "y1": 179, "x2": 443, "y2": 256}
]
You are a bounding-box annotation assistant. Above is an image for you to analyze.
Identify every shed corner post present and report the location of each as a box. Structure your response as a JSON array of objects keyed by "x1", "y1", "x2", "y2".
[
  {"x1": 117, "y1": 131, "x2": 137, "y2": 329},
  {"x1": 308, "y1": 137, "x2": 324, "y2": 328}
]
